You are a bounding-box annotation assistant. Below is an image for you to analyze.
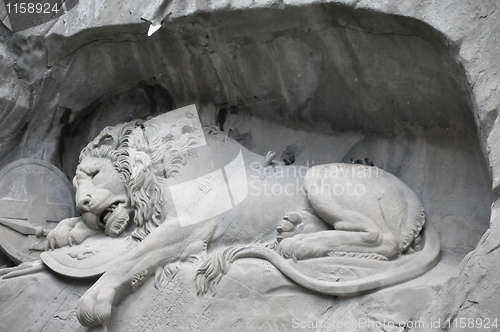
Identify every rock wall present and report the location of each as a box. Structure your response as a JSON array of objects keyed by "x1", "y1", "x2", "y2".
[{"x1": 0, "y1": 0, "x2": 498, "y2": 330}]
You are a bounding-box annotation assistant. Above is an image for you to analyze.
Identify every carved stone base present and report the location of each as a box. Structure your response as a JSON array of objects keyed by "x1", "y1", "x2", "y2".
[{"x1": 0, "y1": 248, "x2": 465, "y2": 332}]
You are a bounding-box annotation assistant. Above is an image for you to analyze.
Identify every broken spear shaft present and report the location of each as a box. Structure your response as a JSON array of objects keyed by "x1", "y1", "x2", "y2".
[{"x1": 0, "y1": 217, "x2": 50, "y2": 237}]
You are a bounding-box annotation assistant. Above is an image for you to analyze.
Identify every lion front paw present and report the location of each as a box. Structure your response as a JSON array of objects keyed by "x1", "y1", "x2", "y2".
[
  {"x1": 46, "y1": 218, "x2": 99, "y2": 249},
  {"x1": 77, "y1": 285, "x2": 116, "y2": 327},
  {"x1": 46, "y1": 217, "x2": 79, "y2": 249}
]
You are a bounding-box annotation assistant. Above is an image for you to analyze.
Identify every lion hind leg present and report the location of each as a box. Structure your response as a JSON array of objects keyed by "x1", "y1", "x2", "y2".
[
  {"x1": 279, "y1": 227, "x2": 399, "y2": 261},
  {"x1": 279, "y1": 204, "x2": 400, "y2": 261},
  {"x1": 303, "y1": 186, "x2": 402, "y2": 259}
]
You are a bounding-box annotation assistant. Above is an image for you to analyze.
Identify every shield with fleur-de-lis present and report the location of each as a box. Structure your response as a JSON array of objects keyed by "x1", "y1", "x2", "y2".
[{"x1": 0, "y1": 159, "x2": 77, "y2": 263}]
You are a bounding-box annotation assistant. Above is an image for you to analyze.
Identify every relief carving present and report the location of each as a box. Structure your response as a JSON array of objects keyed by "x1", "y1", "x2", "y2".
[{"x1": 41, "y1": 105, "x2": 440, "y2": 327}]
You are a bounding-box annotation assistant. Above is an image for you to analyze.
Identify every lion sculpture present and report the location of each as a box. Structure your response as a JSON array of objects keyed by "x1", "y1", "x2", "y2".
[{"x1": 46, "y1": 105, "x2": 440, "y2": 327}]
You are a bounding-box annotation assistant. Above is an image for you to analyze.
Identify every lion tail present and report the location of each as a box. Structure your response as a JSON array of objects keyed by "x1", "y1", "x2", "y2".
[{"x1": 196, "y1": 223, "x2": 440, "y2": 296}]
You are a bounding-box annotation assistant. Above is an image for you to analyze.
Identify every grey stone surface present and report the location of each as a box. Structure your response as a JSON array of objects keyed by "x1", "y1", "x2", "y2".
[
  {"x1": 0, "y1": 0, "x2": 498, "y2": 330},
  {"x1": 0, "y1": 248, "x2": 463, "y2": 332}
]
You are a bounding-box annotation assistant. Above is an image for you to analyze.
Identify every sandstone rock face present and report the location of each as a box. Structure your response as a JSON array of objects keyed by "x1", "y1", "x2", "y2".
[{"x1": 0, "y1": 0, "x2": 498, "y2": 331}]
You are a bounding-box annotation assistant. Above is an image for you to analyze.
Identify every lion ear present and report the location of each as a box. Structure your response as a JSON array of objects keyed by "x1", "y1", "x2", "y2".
[{"x1": 93, "y1": 133, "x2": 115, "y2": 149}]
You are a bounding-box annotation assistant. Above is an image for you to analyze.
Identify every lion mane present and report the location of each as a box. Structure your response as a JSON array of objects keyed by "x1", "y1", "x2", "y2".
[{"x1": 78, "y1": 111, "x2": 204, "y2": 241}]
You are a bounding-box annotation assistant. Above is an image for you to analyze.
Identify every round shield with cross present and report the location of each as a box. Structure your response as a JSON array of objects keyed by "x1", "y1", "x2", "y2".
[{"x1": 0, "y1": 159, "x2": 77, "y2": 263}]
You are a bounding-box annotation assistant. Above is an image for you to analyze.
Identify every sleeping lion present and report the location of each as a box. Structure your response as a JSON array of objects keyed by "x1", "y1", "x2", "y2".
[{"x1": 46, "y1": 105, "x2": 439, "y2": 327}]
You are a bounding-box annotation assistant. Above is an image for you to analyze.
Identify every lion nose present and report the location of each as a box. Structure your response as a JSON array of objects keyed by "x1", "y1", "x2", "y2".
[{"x1": 76, "y1": 196, "x2": 91, "y2": 212}]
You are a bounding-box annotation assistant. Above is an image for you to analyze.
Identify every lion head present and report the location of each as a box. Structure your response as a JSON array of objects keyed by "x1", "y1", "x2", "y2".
[{"x1": 74, "y1": 109, "x2": 204, "y2": 241}]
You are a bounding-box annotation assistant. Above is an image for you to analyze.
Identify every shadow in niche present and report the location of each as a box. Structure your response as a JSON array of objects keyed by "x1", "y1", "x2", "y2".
[
  {"x1": 59, "y1": 79, "x2": 173, "y2": 178},
  {"x1": 177, "y1": 4, "x2": 491, "y2": 252}
]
